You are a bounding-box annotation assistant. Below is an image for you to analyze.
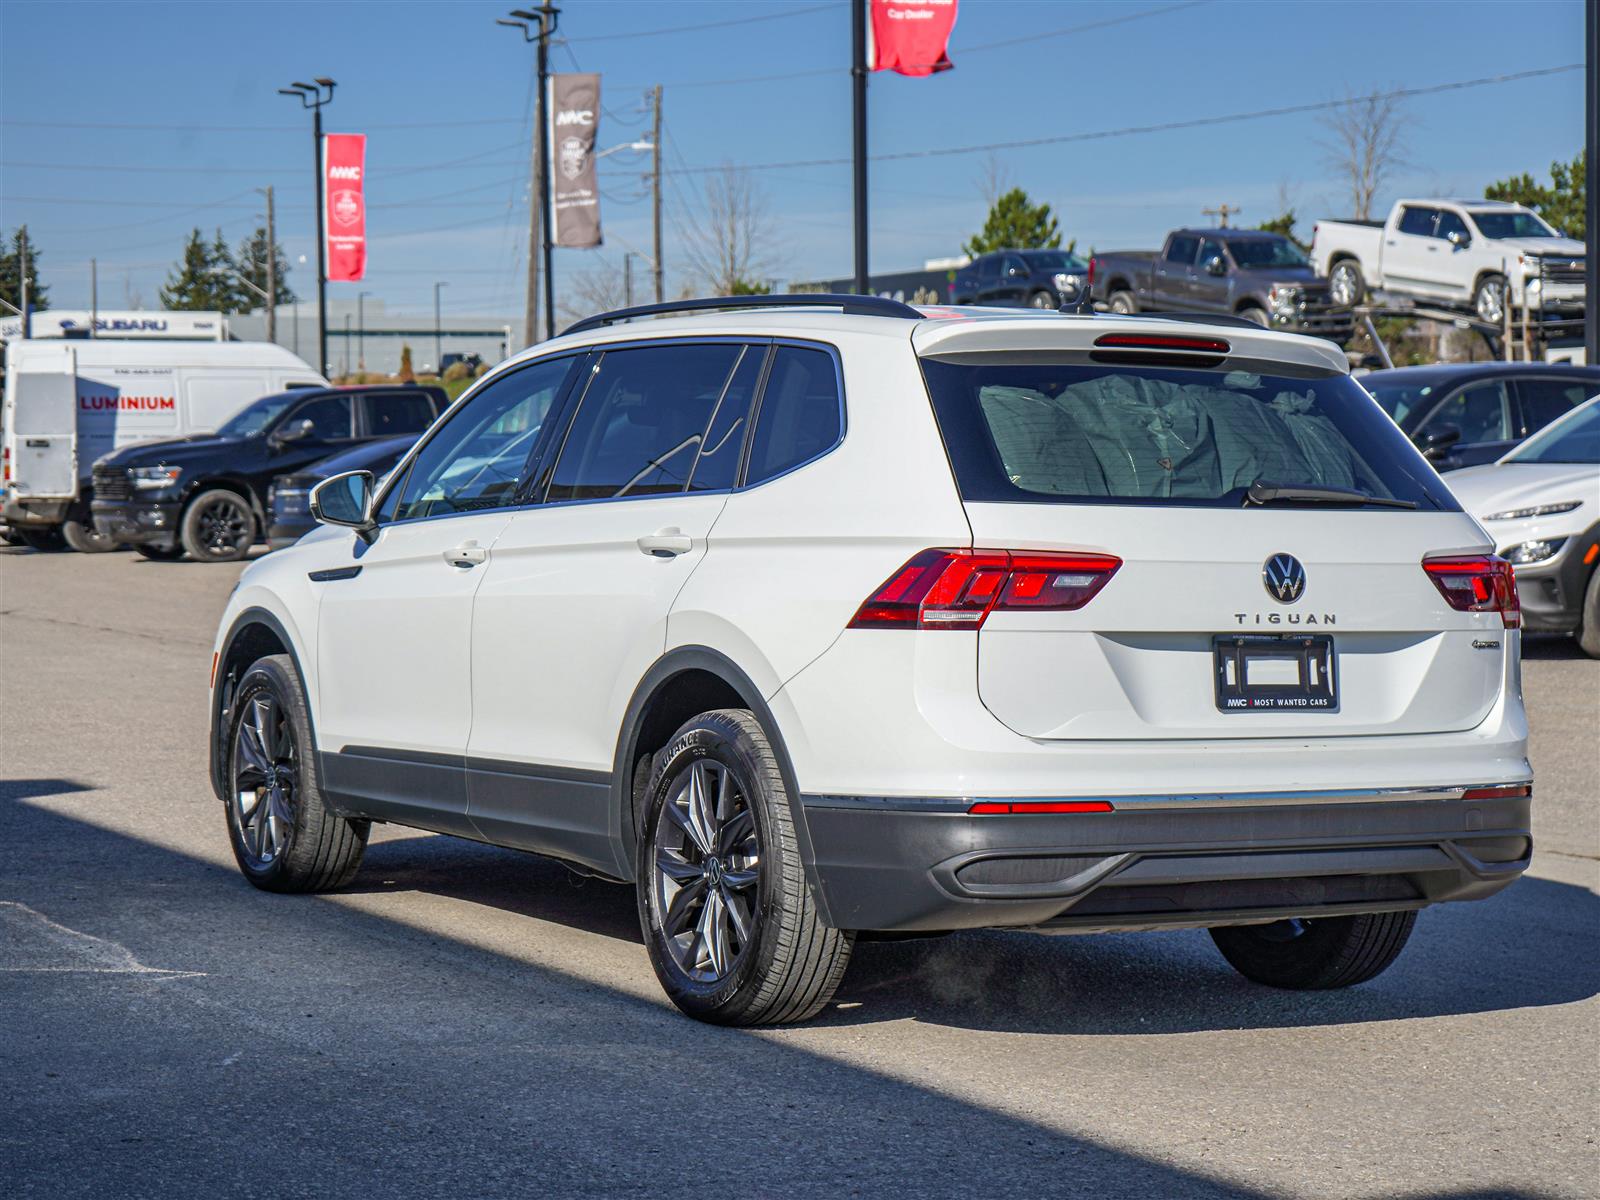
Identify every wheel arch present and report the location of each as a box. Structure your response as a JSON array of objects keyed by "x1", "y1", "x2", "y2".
[
  {"x1": 210, "y1": 606, "x2": 317, "y2": 803},
  {"x1": 609, "y1": 646, "x2": 831, "y2": 920}
]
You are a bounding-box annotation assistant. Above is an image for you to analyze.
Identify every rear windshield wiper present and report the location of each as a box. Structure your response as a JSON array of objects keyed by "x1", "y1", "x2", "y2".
[{"x1": 1245, "y1": 480, "x2": 1418, "y2": 509}]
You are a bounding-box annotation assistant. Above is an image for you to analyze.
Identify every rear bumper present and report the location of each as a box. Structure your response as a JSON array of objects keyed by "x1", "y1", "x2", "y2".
[
  {"x1": 799, "y1": 786, "x2": 1531, "y2": 932},
  {"x1": 91, "y1": 498, "x2": 182, "y2": 549},
  {"x1": 1, "y1": 496, "x2": 68, "y2": 527}
]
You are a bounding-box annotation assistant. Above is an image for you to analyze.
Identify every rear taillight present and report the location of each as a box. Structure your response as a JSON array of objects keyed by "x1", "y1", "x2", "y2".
[
  {"x1": 1422, "y1": 555, "x2": 1520, "y2": 628},
  {"x1": 848, "y1": 549, "x2": 1121, "y2": 630},
  {"x1": 2, "y1": 444, "x2": 10, "y2": 484}
]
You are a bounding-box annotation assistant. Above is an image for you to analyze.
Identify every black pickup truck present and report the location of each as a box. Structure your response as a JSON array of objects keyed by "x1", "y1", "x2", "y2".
[{"x1": 1091, "y1": 229, "x2": 1354, "y2": 343}]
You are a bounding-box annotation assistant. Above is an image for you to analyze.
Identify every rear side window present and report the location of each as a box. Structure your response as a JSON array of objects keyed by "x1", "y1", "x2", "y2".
[
  {"x1": 1165, "y1": 235, "x2": 1200, "y2": 263},
  {"x1": 920, "y1": 358, "x2": 1458, "y2": 510},
  {"x1": 364, "y1": 391, "x2": 436, "y2": 436},
  {"x1": 745, "y1": 346, "x2": 842, "y2": 486},
  {"x1": 688, "y1": 345, "x2": 765, "y2": 492},
  {"x1": 1517, "y1": 378, "x2": 1589, "y2": 434},
  {"x1": 547, "y1": 343, "x2": 742, "y2": 502},
  {"x1": 1398, "y1": 207, "x2": 1437, "y2": 237}
]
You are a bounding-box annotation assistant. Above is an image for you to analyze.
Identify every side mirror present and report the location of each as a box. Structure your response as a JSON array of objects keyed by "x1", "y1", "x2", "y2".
[
  {"x1": 1446, "y1": 229, "x2": 1471, "y2": 248},
  {"x1": 1204, "y1": 255, "x2": 1227, "y2": 276},
  {"x1": 310, "y1": 470, "x2": 376, "y2": 537},
  {"x1": 1007, "y1": 265, "x2": 1025, "y2": 278},
  {"x1": 1417, "y1": 424, "x2": 1463, "y2": 458},
  {"x1": 272, "y1": 417, "x2": 315, "y2": 448}
]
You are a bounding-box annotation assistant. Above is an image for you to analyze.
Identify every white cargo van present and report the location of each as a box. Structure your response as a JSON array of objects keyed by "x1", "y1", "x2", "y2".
[{"x1": 2, "y1": 339, "x2": 324, "y2": 550}]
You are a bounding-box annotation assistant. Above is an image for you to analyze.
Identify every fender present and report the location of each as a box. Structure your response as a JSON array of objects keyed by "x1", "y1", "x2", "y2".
[
  {"x1": 209, "y1": 605, "x2": 318, "y2": 804},
  {"x1": 608, "y1": 645, "x2": 834, "y2": 924}
]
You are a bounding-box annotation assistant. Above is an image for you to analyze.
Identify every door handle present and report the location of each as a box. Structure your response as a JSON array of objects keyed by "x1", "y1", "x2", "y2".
[
  {"x1": 637, "y1": 529, "x2": 693, "y2": 558},
  {"x1": 443, "y1": 542, "x2": 488, "y2": 568}
]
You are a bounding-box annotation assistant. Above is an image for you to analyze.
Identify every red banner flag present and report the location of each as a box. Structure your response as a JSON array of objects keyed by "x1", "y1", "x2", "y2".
[
  {"x1": 323, "y1": 133, "x2": 367, "y2": 282},
  {"x1": 868, "y1": 0, "x2": 958, "y2": 76}
]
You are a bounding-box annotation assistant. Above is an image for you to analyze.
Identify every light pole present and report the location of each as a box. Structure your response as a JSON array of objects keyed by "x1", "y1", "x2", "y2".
[
  {"x1": 498, "y1": 3, "x2": 560, "y2": 343},
  {"x1": 434, "y1": 281, "x2": 448, "y2": 373},
  {"x1": 357, "y1": 290, "x2": 370, "y2": 372},
  {"x1": 277, "y1": 77, "x2": 336, "y2": 374}
]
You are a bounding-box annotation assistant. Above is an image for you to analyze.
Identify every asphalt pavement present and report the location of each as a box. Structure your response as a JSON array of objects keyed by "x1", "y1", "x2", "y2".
[{"x1": 2, "y1": 545, "x2": 1596, "y2": 1199}]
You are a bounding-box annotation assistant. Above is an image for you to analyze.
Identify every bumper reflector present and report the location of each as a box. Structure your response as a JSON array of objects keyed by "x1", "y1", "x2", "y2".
[
  {"x1": 1461, "y1": 784, "x2": 1532, "y2": 800},
  {"x1": 968, "y1": 800, "x2": 1116, "y2": 815}
]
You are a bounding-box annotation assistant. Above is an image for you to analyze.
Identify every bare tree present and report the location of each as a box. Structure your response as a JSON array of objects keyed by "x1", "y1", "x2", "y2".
[
  {"x1": 557, "y1": 259, "x2": 629, "y2": 328},
  {"x1": 1321, "y1": 89, "x2": 1410, "y2": 220},
  {"x1": 975, "y1": 151, "x2": 1014, "y2": 208},
  {"x1": 679, "y1": 165, "x2": 777, "y2": 295}
]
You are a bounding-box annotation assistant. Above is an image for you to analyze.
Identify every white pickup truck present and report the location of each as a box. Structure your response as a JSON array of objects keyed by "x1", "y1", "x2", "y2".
[{"x1": 1310, "y1": 198, "x2": 1585, "y2": 326}]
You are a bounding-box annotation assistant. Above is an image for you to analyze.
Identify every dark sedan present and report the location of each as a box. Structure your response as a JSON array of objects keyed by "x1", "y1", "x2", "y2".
[
  {"x1": 1360, "y1": 362, "x2": 1600, "y2": 471},
  {"x1": 951, "y1": 249, "x2": 1089, "y2": 309},
  {"x1": 267, "y1": 434, "x2": 419, "y2": 548}
]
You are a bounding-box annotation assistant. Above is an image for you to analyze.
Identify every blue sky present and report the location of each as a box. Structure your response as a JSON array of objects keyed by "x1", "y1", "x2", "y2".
[{"x1": 0, "y1": 0, "x2": 1585, "y2": 322}]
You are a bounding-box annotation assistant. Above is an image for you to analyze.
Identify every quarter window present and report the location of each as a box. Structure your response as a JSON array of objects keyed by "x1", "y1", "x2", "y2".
[
  {"x1": 546, "y1": 343, "x2": 743, "y2": 502},
  {"x1": 387, "y1": 356, "x2": 574, "y2": 521},
  {"x1": 744, "y1": 346, "x2": 842, "y2": 486}
]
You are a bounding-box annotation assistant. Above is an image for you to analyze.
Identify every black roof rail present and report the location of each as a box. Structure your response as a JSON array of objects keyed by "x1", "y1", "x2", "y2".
[{"x1": 562, "y1": 292, "x2": 923, "y2": 336}]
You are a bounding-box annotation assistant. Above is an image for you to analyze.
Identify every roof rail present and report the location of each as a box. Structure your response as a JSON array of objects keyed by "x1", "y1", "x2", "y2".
[{"x1": 562, "y1": 292, "x2": 923, "y2": 336}]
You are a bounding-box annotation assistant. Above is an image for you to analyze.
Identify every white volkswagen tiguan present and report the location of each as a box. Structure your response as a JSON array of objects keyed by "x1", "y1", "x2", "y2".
[{"x1": 208, "y1": 296, "x2": 1532, "y2": 1025}]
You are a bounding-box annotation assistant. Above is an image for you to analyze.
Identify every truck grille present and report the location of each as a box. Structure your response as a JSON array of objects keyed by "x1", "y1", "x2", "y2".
[
  {"x1": 1537, "y1": 258, "x2": 1584, "y2": 287},
  {"x1": 92, "y1": 466, "x2": 131, "y2": 501},
  {"x1": 1292, "y1": 286, "x2": 1355, "y2": 336}
]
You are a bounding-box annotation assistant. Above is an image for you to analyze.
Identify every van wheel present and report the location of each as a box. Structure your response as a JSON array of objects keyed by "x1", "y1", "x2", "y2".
[
  {"x1": 226, "y1": 654, "x2": 368, "y2": 892},
  {"x1": 637, "y1": 709, "x2": 853, "y2": 1025},
  {"x1": 1108, "y1": 290, "x2": 1138, "y2": 315},
  {"x1": 135, "y1": 544, "x2": 186, "y2": 562},
  {"x1": 182, "y1": 489, "x2": 255, "y2": 562},
  {"x1": 1576, "y1": 566, "x2": 1600, "y2": 659},
  {"x1": 1329, "y1": 259, "x2": 1364, "y2": 306},
  {"x1": 1211, "y1": 910, "x2": 1416, "y2": 989},
  {"x1": 16, "y1": 526, "x2": 67, "y2": 552},
  {"x1": 62, "y1": 516, "x2": 119, "y2": 554}
]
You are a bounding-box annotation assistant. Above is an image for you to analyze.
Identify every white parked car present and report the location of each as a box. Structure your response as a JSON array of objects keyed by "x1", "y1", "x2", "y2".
[
  {"x1": 207, "y1": 295, "x2": 1532, "y2": 1025},
  {"x1": 1446, "y1": 395, "x2": 1600, "y2": 655},
  {"x1": 1311, "y1": 199, "x2": 1585, "y2": 326}
]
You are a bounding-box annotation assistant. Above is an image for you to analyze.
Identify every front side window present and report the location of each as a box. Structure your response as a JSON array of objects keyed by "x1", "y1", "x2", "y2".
[
  {"x1": 1434, "y1": 211, "x2": 1470, "y2": 242},
  {"x1": 546, "y1": 343, "x2": 743, "y2": 502},
  {"x1": 1397, "y1": 207, "x2": 1438, "y2": 237},
  {"x1": 920, "y1": 358, "x2": 1457, "y2": 510},
  {"x1": 287, "y1": 395, "x2": 353, "y2": 440},
  {"x1": 364, "y1": 391, "x2": 436, "y2": 436},
  {"x1": 387, "y1": 356, "x2": 574, "y2": 522},
  {"x1": 1420, "y1": 381, "x2": 1510, "y2": 445},
  {"x1": 744, "y1": 346, "x2": 842, "y2": 486},
  {"x1": 1197, "y1": 238, "x2": 1227, "y2": 269},
  {"x1": 216, "y1": 392, "x2": 300, "y2": 438}
]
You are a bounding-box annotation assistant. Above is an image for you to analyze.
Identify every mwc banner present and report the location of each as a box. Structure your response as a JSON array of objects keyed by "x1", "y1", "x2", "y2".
[
  {"x1": 867, "y1": 0, "x2": 958, "y2": 76},
  {"x1": 323, "y1": 133, "x2": 367, "y2": 282},
  {"x1": 549, "y1": 73, "x2": 602, "y2": 248}
]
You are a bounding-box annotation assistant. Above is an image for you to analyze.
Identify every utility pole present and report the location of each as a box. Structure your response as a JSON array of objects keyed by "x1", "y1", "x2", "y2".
[
  {"x1": 262, "y1": 185, "x2": 277, "y2": 345},
  {"x1": 1586, "y1": 0, "x2": 1598, "y2": 365},
  {"x1": 1203, "y1": 203, "x2": 1242, "y2": 228},
  {"x1": 499, "y1": 4, "x2": 560, "y2": 344},
  {"x1": 342, "y1": 313, "x2": 351, "y2": 377},
  {"x1": 651, "y1": 84, "x2": 664, "y2": 303},
  {"x1": 850, "y1": 0, "x2": 869, "y2": 294},
  {"x1": 434, "y1": 280, "x2": 447, "y2": 371},
  {"x1": 357, "y1": 290, "x2": 370, "y2": 372},
  {"x1": 277, "y1": 79, "x2": 336, "y2": 374},
  {"x1": 624, "y1": 254, "x2": 634, "y2": 307},
  {"x1": 19, "y1": 234, "x2": 29, "y2": 339},
  {"x1": 90, "y1": 258, "x2": 97, "y2": 338}
]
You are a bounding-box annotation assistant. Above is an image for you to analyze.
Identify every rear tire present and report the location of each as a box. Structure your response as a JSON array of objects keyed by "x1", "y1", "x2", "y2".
[
  {"x1": 134, "y1": 544, "x2": 186, "y2": 562},
  {"x1": 637, "y1": 708, "x2": 853, "y2": 1025},
  {"x1": 1329, "y1": 259, "x2": 1365, "y2": 306},
  {"x1": 1576, "y1": 565, "x2": 1600, "y2": 659},
  {"x1": 225, "y1": 654, "x2": 368, "y2": 893},
  {"x1": 1027, "y1": 289, "x2": 1056, "y2": 310},
  {"x1": 1108, "y1": 289, "x2": 1138, "y2": 315},
  {"x1": 181, "y1": 488, "x2": 255, "y2": 562},
  {"x1": 1211, "y1": 910, "x2": 1416, "y2": 989},
  {"x1": 62, "y1": 515, "x2": 119, "y2": 553},
  {"x1": 16, "y1": 526, "x2": 67, "y2": 552}
]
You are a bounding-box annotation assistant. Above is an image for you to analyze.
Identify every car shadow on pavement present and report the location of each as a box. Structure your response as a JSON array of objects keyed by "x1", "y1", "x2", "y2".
[
  {"x1": 2, "y1": 789, "x2": 1576, "y2": 1198},
  {"x1": 326, "y1": 828, "x2": 1598, "y2": 1039},
  {"x1": 1520, "y1": 634, "x2": 1589, "y2": 660}
]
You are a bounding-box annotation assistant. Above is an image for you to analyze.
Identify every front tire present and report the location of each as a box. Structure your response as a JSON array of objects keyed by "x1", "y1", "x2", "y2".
[
  {"x1": 182, "y1": 488, "x2": 255, "y2": 562},
  {"x1": 1576, "y1": 565, "x2": 1600, "y2": 659},
  {"x1": 1474, "y1": 274, "x2": 1507, "y2": 325},
  {"x1": 637, "y1": 709, "x2": 853, "y2": 1025},
  {"x1": 134, "y1": 543, "x2": 186, "y2": 561},
  {"x1": 225, "y1": 654, "x2": 368, "y2": 892},
  {"x1": 62, "y1": 515, "x2": 119, "y2": 553},
  {"x1": 1211, "y1": 910, "x2": 1416, "y2": 989}
]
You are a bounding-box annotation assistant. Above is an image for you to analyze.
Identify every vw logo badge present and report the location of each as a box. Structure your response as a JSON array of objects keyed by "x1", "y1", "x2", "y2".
[{"x1": 1262, "y1": 553, "x2": 1307, "y2": 604}]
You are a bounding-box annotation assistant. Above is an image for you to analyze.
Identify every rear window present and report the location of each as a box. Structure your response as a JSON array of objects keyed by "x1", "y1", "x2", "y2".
[{"x1": 920, "y1": 358, "x2": 1458, "y2": 510}]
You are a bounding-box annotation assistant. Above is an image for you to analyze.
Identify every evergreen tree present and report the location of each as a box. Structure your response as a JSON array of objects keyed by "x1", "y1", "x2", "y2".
[
  {"x1": 0, "y1": 226, "x2": 49, "y2": 313},
  {"x1": 964, "y1": 189, "x2": 1062, "y2": 256},
  {"x1": 160, "y1": 227, "x2": 247, "y2": 312},
  {"x1": 234, "y1": 226, "x2": 297, "y2": 310},
  {"x1": 1486, "y1": 150, "x2": 1585, "y2": 239},
  {"x1": 1255, "y1": 210, "x2": 1308, "y2": 252}
]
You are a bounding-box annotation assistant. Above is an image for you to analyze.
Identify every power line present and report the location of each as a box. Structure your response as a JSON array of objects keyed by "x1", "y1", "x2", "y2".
[
  {"x1": 660, "y1": 65, "x2": 1584, "y2": 175},
  {"x1": 568, "y1": 1, "x2": 837, "y2": 43}
]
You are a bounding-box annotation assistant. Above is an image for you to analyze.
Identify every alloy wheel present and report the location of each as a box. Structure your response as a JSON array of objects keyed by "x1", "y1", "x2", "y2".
[
  {"x1": 650, "y1": 759, "x2": 761, "y2": 984},
  {"x1": 1330, "y1": 263, "x2": 1359, "y2": 306},
  {"x1": 197, "y1": 498, "x2": 251, "y2": 557},
  {"x1": 232, "y1": 692, "x2": 297, "y2": 868},
  {"x1": 1475, "y1": 279, "x2": 1506, "y2": 325}
]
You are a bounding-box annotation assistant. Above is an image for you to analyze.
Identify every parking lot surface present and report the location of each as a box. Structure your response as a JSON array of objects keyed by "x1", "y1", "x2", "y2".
[{"x1": 2, "y1": 546, "x2": 1596, "y2": 1199}]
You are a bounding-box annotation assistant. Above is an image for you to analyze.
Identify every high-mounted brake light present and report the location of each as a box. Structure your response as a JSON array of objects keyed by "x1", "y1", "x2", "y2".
[
  {"x1": 969, "y1": 800, "x2": 1115, "y2": 815},
  {"x1": 1422, "y1": 555, "x2": 1520, "y2": 628},
  {"x1": 849, "y1": 549, "x2": 1121, "y2": 630},
  {"x1": 1093, "y1": 333, "x2": 1231, "y2": 354}
]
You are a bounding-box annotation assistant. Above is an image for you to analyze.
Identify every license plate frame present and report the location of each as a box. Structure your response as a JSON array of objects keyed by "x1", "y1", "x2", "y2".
[{"x1": 1213, "y1": 634, "x2": 1338, "y2": 714}]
